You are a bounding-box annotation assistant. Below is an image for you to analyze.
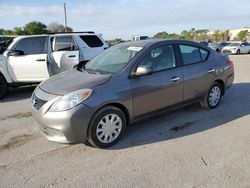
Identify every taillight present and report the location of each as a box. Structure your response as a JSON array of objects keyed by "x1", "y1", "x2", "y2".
[{"x1": 226, "y1": 60, "x2": 234, "y2": 66}]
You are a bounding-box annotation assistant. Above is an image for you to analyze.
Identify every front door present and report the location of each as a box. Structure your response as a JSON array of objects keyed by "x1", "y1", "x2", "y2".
[
  {"x1": 131, "y1": 44, "x2": 183, "y2": 118},
  {"x1": 7, "y1": 36, "x2": 49, "y2": 82}
]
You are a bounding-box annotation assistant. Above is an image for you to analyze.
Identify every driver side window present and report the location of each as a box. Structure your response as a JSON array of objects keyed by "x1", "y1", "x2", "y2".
[{"x1": 138, "y1": 45, "x2": 176, "y2": 72}]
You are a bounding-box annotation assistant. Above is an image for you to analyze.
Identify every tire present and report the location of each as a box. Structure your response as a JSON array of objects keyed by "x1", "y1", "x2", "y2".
[
  {"x1": 236, "y1": 49, "x2": 240, "y2": 55},
  {"x1": 200, "y1": 82, "x2": 222, "y2": 109},
  {"x1": 87, "y1": 106, "x2": 127, "y2": 148},
  {"x1": 0, "y1": 74, "x2": 8, "y2": 99},
  {"x1": 248, "y1": 50, "x2": 250, "y2": 54}
]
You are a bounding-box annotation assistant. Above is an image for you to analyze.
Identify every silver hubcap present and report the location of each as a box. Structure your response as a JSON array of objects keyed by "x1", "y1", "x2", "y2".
[
  {"x1": 96, "y1": 114, "x2": 122, "y2": 144},
  {"x1": 209, "y1": 86, "x2": 221, "y2": 106}
]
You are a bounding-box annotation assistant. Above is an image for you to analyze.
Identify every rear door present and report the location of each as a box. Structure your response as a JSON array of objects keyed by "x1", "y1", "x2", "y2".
[
  {"x1": 51, "y1": 35, "x2": 79, "y2": 73},
  {"x1": 179, "y1": 44, "x2": 214, "y2": 101},
  {"x1": 131, "y1": 44, "x2": 184, "y2": 118},
  {"x1": 7, "y1": 36, "x2": 49, "y2": 82}
]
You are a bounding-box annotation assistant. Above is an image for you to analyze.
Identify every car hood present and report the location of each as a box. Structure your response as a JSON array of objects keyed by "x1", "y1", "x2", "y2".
[{"x1": 39, "y1": 69, "x2": 111, "y2": 95}]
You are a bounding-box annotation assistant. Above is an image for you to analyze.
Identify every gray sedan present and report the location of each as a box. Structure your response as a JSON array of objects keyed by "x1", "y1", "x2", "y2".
[{"x1": 31, "y1": 40, "x2": 234, "y2": 148}]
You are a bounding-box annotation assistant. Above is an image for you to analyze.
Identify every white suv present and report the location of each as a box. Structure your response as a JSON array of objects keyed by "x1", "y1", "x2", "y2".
[{"x1": 0, "y1": 32, "x2": 108, "y2": 99}]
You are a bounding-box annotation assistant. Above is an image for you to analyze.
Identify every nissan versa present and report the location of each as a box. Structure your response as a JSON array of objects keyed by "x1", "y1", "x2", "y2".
[{"x1": 31, "y1": 40, "x2": 234, "y2": 148}]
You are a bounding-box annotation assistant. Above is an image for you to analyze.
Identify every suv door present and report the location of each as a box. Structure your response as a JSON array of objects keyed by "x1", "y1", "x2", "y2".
[
  {"x1": 179, "y1": 44, "x2": 214, "y2": 101},
  {"x1": 131, "y1": 44, "x2": 183, "y2": 118},
  {"x1": 7, "y1": 36, "x2": 49, "y2": 82},
  {"x1": 51, "y1": 35, "x2": 79, "y2": 73}
]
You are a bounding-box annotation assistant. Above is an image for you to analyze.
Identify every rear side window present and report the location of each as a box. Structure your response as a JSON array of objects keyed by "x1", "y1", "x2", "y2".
[
  {"x1": 80, "y1": 35, "x2": 103, "y2": 47},
  {"x1": 200, "y1": 48, "x2": 209, "y2": 61},
  {"x1": 14, "y1": 37, "x2": 46, "y2": 55},
  {"x1": 179, "y1": 45, "x2": 209, "y2": 65},
  {"x1": 53, "y1": 36, "x2": 77, "y2": 51}
]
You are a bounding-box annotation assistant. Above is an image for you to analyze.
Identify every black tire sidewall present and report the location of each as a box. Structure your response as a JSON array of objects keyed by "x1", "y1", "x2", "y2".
[
  {"x1": 237, "y1": 49, "x2": 240, "y2": 54},
  {"x1": 88, "y1": 106, "x2": 126, "y2": 148},
  {"x1": 0, "y1": 75, "x2": 8, "y2": 99},
  {"x1": 207, "y1": 83, "x2": 222, "y2": 109}
]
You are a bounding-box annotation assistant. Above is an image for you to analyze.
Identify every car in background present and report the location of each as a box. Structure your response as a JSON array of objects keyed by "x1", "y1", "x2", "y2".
[
  {"x1": 199, "y1": 41, "x2": 209, "y2": 46},
  {"x1": 221, "y1": 42, "x2": 250, "y2": 54},
  {"x1": 31, "y1": 39, "x2": 234, "y2": 148},
  {"x1": 0, "y1": 32, "x2": 108, "y2": 99},
  {"x1": 208, "y1": 42, "x2": 230, "y2": 52}
]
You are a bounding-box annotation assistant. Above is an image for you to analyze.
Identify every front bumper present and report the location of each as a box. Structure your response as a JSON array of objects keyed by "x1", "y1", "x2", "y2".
[
  {"x1": 31, "y1": 88, "x2": 94, "y2": 143},
  {"x1": 222, "y1": 49, "x2": 237, "y2": 54}
]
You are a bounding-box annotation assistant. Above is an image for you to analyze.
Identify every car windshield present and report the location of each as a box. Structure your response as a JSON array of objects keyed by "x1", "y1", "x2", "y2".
[
  {"x1": 85, "y1": 45, "x2": 143, "y2": 74},
  {"x1": 228, "y1": 43, "x2": 240, "y2": 46}
]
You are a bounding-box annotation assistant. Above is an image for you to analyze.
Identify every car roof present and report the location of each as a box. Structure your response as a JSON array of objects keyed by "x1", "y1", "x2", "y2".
[
  {"x1": 14, "y1": 32, "x2": 101, "y2": 39},
  {"x1": 117, "y1": 39, "x2": 207, "y2": 48}
]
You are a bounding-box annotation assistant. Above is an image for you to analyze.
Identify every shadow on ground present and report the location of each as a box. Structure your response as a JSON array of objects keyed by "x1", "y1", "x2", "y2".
[
  {"x1": 111, "y1": 83, "x2": 250, "y2": 149},
  {"x1": 0, "y1": 85, "x2": 37, "y2": 103}
]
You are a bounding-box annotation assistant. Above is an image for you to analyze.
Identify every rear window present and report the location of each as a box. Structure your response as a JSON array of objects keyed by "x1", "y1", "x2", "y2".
[
  {"x1": 80, "y1": 35, "x2": 103, "y2": 47},
  {"x1": 179, "y1": 45, "x2": 209, "y2": 65}
]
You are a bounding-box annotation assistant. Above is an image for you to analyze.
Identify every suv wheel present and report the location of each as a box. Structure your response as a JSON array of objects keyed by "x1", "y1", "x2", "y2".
[
  {"x1": 88, "y1": 106, "x2": 126, "y2": 148},
  {"x1": 200, "y1": 83, "x2": 222, "y2": 109},
  {"x1": 0, "y1": 75, "x2": 8, "y2": 99}
]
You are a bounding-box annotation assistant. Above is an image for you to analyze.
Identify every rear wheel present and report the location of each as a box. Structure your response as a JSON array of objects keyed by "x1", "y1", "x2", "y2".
[
  {"x1": 200, "y1": 82, "x2": 222, "y2": 109},
  {"x1": 0, "y1": 74, "x2": 8, "y2": 99},
  {"x1": 87, "y1": 106, "x2": 126, "y2": 148}
]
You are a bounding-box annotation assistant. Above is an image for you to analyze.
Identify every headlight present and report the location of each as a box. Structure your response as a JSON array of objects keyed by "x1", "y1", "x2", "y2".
[{"x1": 49, "y1": 89, "x2": 92, "y2": 112}]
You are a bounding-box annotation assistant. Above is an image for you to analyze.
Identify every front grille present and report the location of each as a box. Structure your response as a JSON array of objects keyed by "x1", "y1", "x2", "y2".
[
  {"x1": 32, "y1": 94, "x2": 48, "y2": 111},
  {"x1": 222, "y1": 49, "x2": 232, "y2": 53}
]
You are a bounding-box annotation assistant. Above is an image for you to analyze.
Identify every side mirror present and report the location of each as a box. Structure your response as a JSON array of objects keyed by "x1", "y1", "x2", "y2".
[
  {"x1": 130, "y1": 65, "x2": 152, "y2": 78},
  {"x1": 8, "y1": 50, "x2": 24, "y2": 56}
]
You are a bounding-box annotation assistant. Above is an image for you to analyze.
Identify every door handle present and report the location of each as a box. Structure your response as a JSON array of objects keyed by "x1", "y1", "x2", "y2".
[
  {"x1": 208, "y1": 69, "x2": 215, "y2": 73},
  {"x1": 68, "y1": 55, "x2": 76, "y2": 58},
  {"x1": 171, "y1": 77, "x2": 180, "y2": 82},
  {"x1": 36, "y1": 59, "x2": 45, "y2": 62}
]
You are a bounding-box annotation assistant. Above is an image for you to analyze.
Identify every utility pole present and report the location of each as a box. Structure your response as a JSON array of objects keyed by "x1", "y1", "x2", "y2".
[{"x1": 64, "y1": 3, "x2": 68, "y2": 32}]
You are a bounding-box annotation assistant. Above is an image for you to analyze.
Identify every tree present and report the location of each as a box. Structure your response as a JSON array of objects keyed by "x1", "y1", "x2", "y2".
[
  {"x1": 23, "y1": 21, "x2": 47, "y2": 35},
  {"x1": 47, "y1": 22, "x2": 73, "y2": 33},
  {"x1": 237, "y1": 30, "x2": 249, "y2": 41},
  {"x1": 153, "y1": 31, "x2": 180, "y2": 39}
]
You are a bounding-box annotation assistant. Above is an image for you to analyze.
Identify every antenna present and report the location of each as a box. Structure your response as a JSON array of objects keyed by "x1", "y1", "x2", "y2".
[{"x1": 64, "y1": 3, "x2": 68, "y2": 32}]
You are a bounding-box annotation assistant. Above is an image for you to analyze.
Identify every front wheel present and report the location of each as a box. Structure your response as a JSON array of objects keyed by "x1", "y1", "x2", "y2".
[
  {"x1": 236, "y1": 49, "x2": 240, "y2": 54},
  {"x1": 200, "y1": 83, "x2": 222, "y2": 109},
  {"x1": 87, "y1": 106, "x2": 126, "y2": 148},
  {"x1": 0, "y1": 75, "x2": 8, "y2": 99}
]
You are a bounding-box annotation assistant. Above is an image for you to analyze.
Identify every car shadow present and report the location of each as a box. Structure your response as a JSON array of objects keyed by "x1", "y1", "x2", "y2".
[
  {"x1": 0, "y1": 85, "x2": 37, "y2": 103},
  {"x1": 110, "y1": 83, "x2": 250, "y2": 150}
]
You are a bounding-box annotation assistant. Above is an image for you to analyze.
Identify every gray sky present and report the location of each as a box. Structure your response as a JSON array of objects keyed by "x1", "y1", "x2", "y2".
[{"x1": 1, "y1": 0, "x2": 250, "y2": 39}]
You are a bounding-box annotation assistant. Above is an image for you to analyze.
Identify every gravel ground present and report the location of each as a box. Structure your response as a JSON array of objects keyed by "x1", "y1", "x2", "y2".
[{"x1": 0, "y1": 55, "x2": 250, "y2": 188}]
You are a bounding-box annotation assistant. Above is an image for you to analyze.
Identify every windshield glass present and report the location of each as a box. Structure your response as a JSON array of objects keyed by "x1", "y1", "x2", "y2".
[
  {"x1": 228, "y1": 43, "x2": 240, "y2": 47},
  {"x1": 85, "y1": 45, "x2": 143, "y2": 74}
]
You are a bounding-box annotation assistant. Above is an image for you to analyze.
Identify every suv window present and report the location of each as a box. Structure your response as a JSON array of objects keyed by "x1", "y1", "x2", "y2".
[
  {"x1": 14, "y1": 37, "x2": 46, "y2": 55},
  {"x1": 138, "y1": 45, "x2": 176, "y2": 72},
  {"x1": 80, "y1": 35, "x2": 103, "y2": 47},
  {"x1": 53, "y1": 36, "x2": 77, "y2": 51},
  {"x1": 179, "y1": 45, "x2": 209, "y2": 65}
]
